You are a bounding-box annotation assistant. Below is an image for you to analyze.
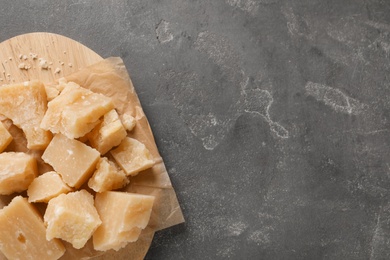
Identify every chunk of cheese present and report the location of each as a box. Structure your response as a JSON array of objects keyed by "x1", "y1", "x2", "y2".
[
  {"x1": 0, "y1": 196, "x2": 65, "y2": 260},
  {"x1": 27, "y1": 171, "x2": 72, "y2": 203},
  {"x1": 93, "y1": 191, "x2": 155, "y2": 251},
  {"x1": 88, "y1": 157, "x2": 129, "y2": 193},
  {"x1": 44, "y1": 84, "x2": 60, "y2": 101},
  {"x1": 87, "y1": 109, "x2": 127, "y2": 155},
  {"x1": 40, "y1": 81, "x2": 114, "y2": 139},
  {"x1": 42, "y1": 134, "x2": 100, "y2": 188},
  {"x1": 0, "y1": 81, "x2": 52, "y2": 149},
  {"x1": 44, "y1": 190, "x2": 102, "y2": 249},
  {"x1": 110, "y1": 137, "x2": 154, "y2": 176},
  {"x1": 0, "y1": 121, "x2": 12, "y2": 153},
  {"x1": 120, "y1": 113, "x2": 136, "y2": 131},
  {"x1": 0, "y1": 152, "x2": 37, "y2": 195}
]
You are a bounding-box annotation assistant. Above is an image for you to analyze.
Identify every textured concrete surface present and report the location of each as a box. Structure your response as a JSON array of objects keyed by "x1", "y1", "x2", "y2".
[{"x1": 2, "y1": 0, "x2": 390, "y2": 259}]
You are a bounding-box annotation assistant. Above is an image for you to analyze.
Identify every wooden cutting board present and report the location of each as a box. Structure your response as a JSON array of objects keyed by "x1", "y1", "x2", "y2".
[{"x1": 0, "y1": 32, "x2": 103, "y2": 84}]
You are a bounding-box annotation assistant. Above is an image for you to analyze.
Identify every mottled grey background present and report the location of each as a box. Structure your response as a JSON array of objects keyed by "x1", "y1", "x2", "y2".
[{"x1": 2, "y1": 0, "x2": 390, "y2": 259}]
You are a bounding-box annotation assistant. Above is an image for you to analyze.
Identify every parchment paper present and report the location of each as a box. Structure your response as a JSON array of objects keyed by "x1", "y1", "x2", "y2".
[{"x1": 0, "y1": 57, "x2": 184, "y2": 260}]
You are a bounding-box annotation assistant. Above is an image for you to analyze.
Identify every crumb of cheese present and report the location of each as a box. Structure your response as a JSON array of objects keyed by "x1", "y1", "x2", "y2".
[
  {"x1": 18, "y1": 63, "x2": 31, "y2": 70},
  {"x1": 30, "y1": 53, "x2": 38, "y2": 60},
  {"x1": 39, "y1": 58, "x2": 49, "y2": 70}
]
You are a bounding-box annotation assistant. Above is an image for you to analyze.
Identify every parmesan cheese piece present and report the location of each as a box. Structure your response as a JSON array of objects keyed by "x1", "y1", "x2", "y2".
[
  {"x1": 93, "y1": 191, "x2": 155, "y2": 251},
  {"x1": 29, "y1": 52, "x2": 38, "y2": 60},
  {"x1": 0, "y1": 152, "x2": 37, "y2": 195},
  {"x1": 87, "y1": 109, "x2": 127, "y2": 154},
  {"x1": 0, "y1": 121, "x2": 12, "y2": 153},
  {"x1": 0, "y1": 81, "x2": 52, "y2": 149},
  {"x1": 18, "y1": 62, "x2": 31, "y2": 70},
  {"x1": 42, "y1": 134, "x2": 100, "y2": 188},
  {"x1": 44, "y1": 190, "x2": 102, "y2": 249},
  {"x1": 120, "y1": 113, "x2": 136, "y2": 131},
  {"x1": 39, "y1": 58, "x2": 49, "y2": 69},
  {"x1": 110, "y1": 137, "x2": 154, "y2": 176},
  {"x1": 88, "y1": 157, "x2": 129, "y2": 193},
  {"x1": 45, "y1": 84, "x2": 60, "y2": 101},
  {"x1": 0, "y1": 196, "x2": 65, "y2": 260},
  {"x1": 40, "y1": 81, "x2": 115, "y2": 139},
  {"x1": 57, "y1": 77, "x2": 68, "y2": 91},
  {"x1": 27, "y1": 171, "x2": 72, "y2": 203}
]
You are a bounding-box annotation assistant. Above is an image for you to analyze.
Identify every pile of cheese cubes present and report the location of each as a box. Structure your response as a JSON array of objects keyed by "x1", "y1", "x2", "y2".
[{"x1": 0, "y1": 80, "x2": 155, "y2": 260}]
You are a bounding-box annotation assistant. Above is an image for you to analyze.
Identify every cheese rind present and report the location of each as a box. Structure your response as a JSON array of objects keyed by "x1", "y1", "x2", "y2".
[
  {"x1": 0, "y1": 81, "x2": 52, "y2": 149},
  {"x1": 87, "y1": 109, "x2": 127, "y2": 155},
  {"x1": 27, "y1": 171, "x2": 72, "y2": 203},
  {"x1": 93, "y1": 191, "x2": 155, "y2": 251},
  {"x1": 44, "y1": 190, "x2": 102, "y2": 249},
  {"x1": 0, "y1": 196, "x2": 65, "y2": 260},
  {"x1": 88, "y1": 157, "x2": 129, "y2": 193},
  {"x1": 42, "y1": 134, "x2": 100, "y2": 188},
  {"x1": 0, "y1": 152, "x2": 37, "y2": 195},
  {"x1": 0, "y1": 121, "x2": 12, "y2": 152},
  {"x1": 110, "y1": 137, "x2": 154, "y2": 176},
  {"x1": 40, "y1": 81, "x2": 115, "y2": 139}
]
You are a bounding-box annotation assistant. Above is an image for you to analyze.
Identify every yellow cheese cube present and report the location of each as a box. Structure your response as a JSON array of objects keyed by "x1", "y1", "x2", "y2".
[
  {"x1": 44, "y1": 190, "x2": 102, "y2": 249},
  {"x1": 120, "y1": 113, "x2": 136, "y2": 131},
  {"x1": 40, "y1": 81, "x2": 114, "y2": 139},
  {"x1": 110, "y1": 137, "x2": 154, "y2": 176},
  {"x1": 0, "y1": 196, "x2": 65, "y2": 260},
  {"x1": 0, "y1": 152, "x2": 37, "y2": 195},
  {"x1": 27, "y1": 171, "x2": 72, "y2": 203},
  {"x1": 44, "y1": 84, "x2": 60, "y2": 101},
  {"x1": 88, "y1": 157, "x2": 129, "y2": 193},
  {"x1": 93, "y1": 191, "x2": 154, "y2": 251},
  {"x1": 56, "y1": 77, "x2": 68, "y2": 92},
  {"x1": 0, "y1": 81, "x2": 52, "y2": 150},
  {"x1": 87, "y1": 109, "x2": 127, "y2": 155},
  {"x1": 0, "y1": 121, "x2": 12, "y2": 153},
  {"x1": 42, "y1": 134, "x2": 100, "y2": 188},
  {"x1": 44, "y1": 79, "x2": 66, "y2": 101}
]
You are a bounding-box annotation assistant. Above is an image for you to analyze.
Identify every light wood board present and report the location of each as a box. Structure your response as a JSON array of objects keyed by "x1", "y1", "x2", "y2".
[{"x1": 0, "y1": 32, "x2": 103, "y2": 84}]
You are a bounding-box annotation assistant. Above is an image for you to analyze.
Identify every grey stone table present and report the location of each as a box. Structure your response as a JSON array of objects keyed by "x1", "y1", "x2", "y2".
[{"x1": 2, "y1": 0, "x2": 390, "y2": 259}]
